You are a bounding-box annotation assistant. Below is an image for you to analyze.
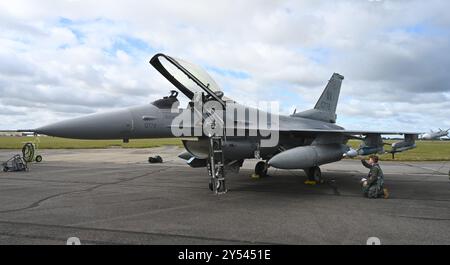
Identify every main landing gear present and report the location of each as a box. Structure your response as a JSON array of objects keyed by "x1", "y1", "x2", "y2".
[
  {"x1": 253, "y1": 161, "x2": 268, "y2": 178},
  {"x1": 304, "y1": 166, "x2": 323, "y2": 185}
]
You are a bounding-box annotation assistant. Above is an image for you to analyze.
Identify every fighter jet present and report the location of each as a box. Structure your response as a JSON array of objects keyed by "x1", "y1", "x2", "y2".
[
  {"x1": 421, "y1": 129, "x2": 449, "y2": 140},
  {"x1": 23, "y1": 53, "x2": 420, "y2": 193}
]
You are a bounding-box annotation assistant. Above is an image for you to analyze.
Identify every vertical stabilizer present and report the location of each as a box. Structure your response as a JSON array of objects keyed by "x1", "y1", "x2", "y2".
[
  {"x1": 292, "y1": 73, "x2": 344, "y2": 123},
  {"x1": 314, "y1": 73, "x2": 344, "y2": 115}
]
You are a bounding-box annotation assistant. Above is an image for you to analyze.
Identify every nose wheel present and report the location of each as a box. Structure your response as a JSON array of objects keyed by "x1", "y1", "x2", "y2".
[
  {"x1": 208, "y1": 166, "x2": 227, "y2": 193},
  {"x1": 209, "y1": 178, "x2": 226, "y2": 192}
]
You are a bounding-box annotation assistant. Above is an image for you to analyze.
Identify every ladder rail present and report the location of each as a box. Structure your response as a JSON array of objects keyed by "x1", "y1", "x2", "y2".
[{"x1": 191, "y1": 91, "x2": 227, "y2": 194}]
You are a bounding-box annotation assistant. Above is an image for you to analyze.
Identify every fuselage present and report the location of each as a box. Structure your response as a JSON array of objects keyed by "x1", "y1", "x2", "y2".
[{"x1": 34, "y1": 99, "x2": 348, "y2": 163}]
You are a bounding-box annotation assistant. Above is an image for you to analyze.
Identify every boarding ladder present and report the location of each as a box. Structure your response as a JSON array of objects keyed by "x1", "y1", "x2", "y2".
[
  {"x1": 208, "y1": 136, "x2": 227, "y2": 194},
  {"x1": 191, "y1": 91, "x2": 227, "y2": 194}
]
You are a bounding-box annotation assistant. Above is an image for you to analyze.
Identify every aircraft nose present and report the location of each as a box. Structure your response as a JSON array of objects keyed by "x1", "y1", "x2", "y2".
[{"x1": 34, "y1": 108, "x2": 134, "y2": 139}]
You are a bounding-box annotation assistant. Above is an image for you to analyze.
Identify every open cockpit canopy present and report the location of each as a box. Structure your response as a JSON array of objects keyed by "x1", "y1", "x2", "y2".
[{"x1": 150, "y1": 53, "x2": 225, "y2": 105}]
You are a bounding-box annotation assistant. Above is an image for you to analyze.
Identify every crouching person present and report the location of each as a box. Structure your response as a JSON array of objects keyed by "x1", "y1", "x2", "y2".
[{"x1": 361, "y1": 155, "x2": 389, "y2": 199}]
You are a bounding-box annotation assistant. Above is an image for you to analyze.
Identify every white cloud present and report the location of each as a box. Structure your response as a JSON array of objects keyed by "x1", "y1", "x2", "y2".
[{"x1": 0, "y1": 0, "x2": 449, "y2": 131}]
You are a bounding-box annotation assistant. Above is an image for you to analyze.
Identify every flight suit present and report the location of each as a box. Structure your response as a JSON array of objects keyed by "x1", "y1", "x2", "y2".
[{"x1": 361, "y1": 160, "x2": 385, "y2": 198}]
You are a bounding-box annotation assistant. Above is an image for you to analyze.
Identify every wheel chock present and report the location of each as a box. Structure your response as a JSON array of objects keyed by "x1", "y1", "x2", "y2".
[
  {"x1": 304, "y1": 180, "x2": 317, "y2": 185},
  {"x1": 251, "y1": 173, "x2": 261, "y2": 179}
]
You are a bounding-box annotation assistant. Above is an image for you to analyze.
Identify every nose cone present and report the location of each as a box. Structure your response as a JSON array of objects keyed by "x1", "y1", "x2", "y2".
[{"x1": 35, "y1": 108, "x2": 134, "y2": 139}]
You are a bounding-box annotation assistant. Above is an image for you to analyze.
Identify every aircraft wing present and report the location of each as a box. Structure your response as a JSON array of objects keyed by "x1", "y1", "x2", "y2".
[
  {"x1": 280, "y1": 128, "x2": 420, "y2": 137},
  {"x1": 275, "y1": 116, "x2": 420, "y2": 136},
  {"x1": 169, "y1": 124, "x2": 420, "y2": 136},
  {"x1": 170, "y1": 118, "x2": 419, "y2": 155}
]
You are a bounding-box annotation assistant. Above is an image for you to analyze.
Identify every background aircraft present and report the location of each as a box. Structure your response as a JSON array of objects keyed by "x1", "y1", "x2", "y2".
[
  {"x1": 22, "y1": 53, "x2": 420, "y2": 193},
  {"x1": 422, "y1": 129, "x2": 449, "y2": 140}
]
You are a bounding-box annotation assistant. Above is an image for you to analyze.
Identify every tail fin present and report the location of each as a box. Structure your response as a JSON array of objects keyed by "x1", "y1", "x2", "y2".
[
  {"x1": 292, "y1": 73, "x2": 344, "y2": 123},
  {"x1": 314, "y1": 73, "x2": 344, "y2": 114}
]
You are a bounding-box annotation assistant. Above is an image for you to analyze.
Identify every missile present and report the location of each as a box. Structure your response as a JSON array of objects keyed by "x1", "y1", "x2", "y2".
[
  {"x1": 344, "y1": 148, "x2": 358, "y2": 158},
  {"x1": 357, "y1": 146, "x2": 384, "y2": 156},
  {"x1": 391, "y1": 141, "x2": 416, "y2": 152},
  {"x1": 392, "y1": 145, "x2": 416, "y2": 153},
  {"x1": 268, "y1": 144, "x2": 347, "y2": 169}
]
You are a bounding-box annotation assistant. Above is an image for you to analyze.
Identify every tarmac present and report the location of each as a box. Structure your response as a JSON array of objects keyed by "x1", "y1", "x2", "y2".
[{"x1": 0, "y1": 146, "x2": 449, "y2": 245}]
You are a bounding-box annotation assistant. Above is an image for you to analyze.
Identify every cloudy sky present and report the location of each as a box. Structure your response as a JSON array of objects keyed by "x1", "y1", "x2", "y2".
[{"x1": 1, "y1": 0, "x2": 449, "y2": 132}]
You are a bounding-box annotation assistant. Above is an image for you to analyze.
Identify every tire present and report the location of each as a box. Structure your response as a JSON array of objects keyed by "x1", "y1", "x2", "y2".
[
  {"x1": 306, "y1": 166, "x2": 322, "y2": 182},
  {"x1": 35, "y1": 155, "x2": 42, "y2": 163},
  {"x1": 3, "y1": 166, "x2": 8, "y2": 172},
  {"x1": 255, "y1": 161, "x2": 268, "y2": 177},
  {"x1": 217, "y1": 180, "x2": 226, "y2": 193},
  {"x1": 22, "y1": 143, "x2": 35, "y2": 163}
]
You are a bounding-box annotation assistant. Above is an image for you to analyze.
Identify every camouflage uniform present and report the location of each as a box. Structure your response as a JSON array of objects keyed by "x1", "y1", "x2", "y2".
[{"x1": 361, "y1": 160, "x2": 385, "y2": 198}]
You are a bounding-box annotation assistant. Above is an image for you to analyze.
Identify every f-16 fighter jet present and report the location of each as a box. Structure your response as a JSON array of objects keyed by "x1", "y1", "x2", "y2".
[
  {"x1": 422, "y1": 129, "x2": 449, "y2": 140},
  {"x1": 24, "y1": 53, "x2": 419, "y2": 194}
]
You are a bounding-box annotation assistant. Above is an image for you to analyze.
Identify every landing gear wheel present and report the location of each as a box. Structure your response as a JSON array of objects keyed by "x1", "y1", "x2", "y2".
[
  {"x1": 209, "y1": 179, "x2": 226, "y2": 193},
  {"x1": 35, "y1": 155, "x2": 42, "y2": 163},
  {"x1": 255, "y1": 161, "x2": 268, "y2": 178},
  {"x1": 217, "y1": 179, "x2": 226, "y2": 193},
  {"x1": 305, "y1": 166, "x2": 322, "y2": 184}
]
